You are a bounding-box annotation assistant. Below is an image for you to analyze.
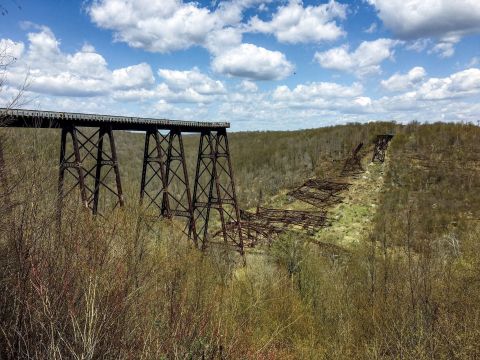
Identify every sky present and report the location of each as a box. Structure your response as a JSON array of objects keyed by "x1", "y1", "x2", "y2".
[{"x1": 0, "y1": 0, "x2": 480, "y2": 131}]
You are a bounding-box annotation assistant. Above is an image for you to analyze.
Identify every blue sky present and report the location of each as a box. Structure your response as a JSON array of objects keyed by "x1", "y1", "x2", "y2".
[{"x1": 1, "y1": 0, "x2": 480, "y2": 131}]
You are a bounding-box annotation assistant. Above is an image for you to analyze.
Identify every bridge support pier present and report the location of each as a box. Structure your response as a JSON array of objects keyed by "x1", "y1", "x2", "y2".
[
  {"x1": 372, "y1": 134, "x2": 394, "y2": 163},
  {"x1": 341, "y1": 142, "x2": 364, "y2": 177},
  {"x1": 191, "y1": 129, "x2": 243, "y2": 255},
  {"x1": 58, "y1": 125, "x2": 124, "y2": 215},
  {"x1": 140, "y1": 129, "x2": 197, "y2": 245}
]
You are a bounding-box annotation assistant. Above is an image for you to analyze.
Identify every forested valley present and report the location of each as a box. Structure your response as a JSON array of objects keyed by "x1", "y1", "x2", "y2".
[{"x1": 1, "y1": 121, "x2": 480, "y2": 359}]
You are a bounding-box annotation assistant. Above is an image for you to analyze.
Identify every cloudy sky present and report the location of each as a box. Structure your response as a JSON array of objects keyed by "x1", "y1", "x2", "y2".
[{"x1": 1, "y1": 0, "x2": 480, "y2": 130}]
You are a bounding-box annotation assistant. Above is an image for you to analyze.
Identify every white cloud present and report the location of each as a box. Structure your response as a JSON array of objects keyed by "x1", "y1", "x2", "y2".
[
  {"x1": 113, "y1": 67, "x2": 227, "y2": 104},
  {"x1": 381, "y1": 66, "x2": 426, "y2": 92},
  {"x1": 2, "y1": 26, "x2": 155, "y2": 97},
  {"x1": 261, "y1": 68, "x2": 480, "y2": 124},
  {"x1": 374, "y1": 68, "x2": 480, "y2": 113},
  {"x1": 112, "y1": 83, "x2": 219, "y2": 104},
  {"x1": 429, "y1": 35, "x2": 459, "y2": 58},
  {"x1": 2, "y1": 26, "x2": 228, "y2": 105},
  {"x1": 406, "y1": 38, "x2": 431, "y2": 52},
  {"x1": 364, "y1": 23, "x2": 377, "y2": 34},
  {"x1": 272, "y1": 81, "x2": 363, "y2": 101},
  {"x1": 27, "y1": 26, "x2": 61, "y2": 63},
  {"x1": 268, "y1": 81, "x2": 375, "y2": 115},
  {"x1": 112, "y1": 88, "x2": 156, "y2": 102},
  {"x1": 89, "y1": 0, "x2": 223, "y2": 53},
  {"x1": 89, "y1": 0, "x2": 299, "y2": 80},
  {"x1": 157, "y1": 67, "x2": 226, "y2": 95},
  {"x1": 0, "y1": 39, "x2": 25, "y2": 63},
  {"x1": 248, "y1": 0, "x2": 346, "y2": 43},
  {"x1": 314, "y1": 38, "x2": 400, "y2": 76},
  {"x1": 204, "y1": 27, "x2": 243, "y2": 55},
  {"x1": 368, "y1": 0, "x2": 480, "y2": 39},
  {"x1": 368, "y1": 0, "x2": 480, "y2": 57},
  {"x1": 4, "y1": 25, "x2": 480, "y2": 130},
  {"x1": 415, "y1": 68, "x2": 480, "y2": 100},
  {"x1": 112, "y1": 63, "x2": 155, "y2": 89},
  {"x1": 467, "y1": 57, "x2": 479, "y2": 67},
  {"x1": 89, "y1": 0, "x2": 346, "y2": 51},
  {"x1": 212, "y1": 43, "x2": 294, "y2": 80},
  {"x1": 238, "y1": 80, "x2": 258, "y2": 92},
  {"x1": 354, "y1": 96, "x2": 372, "y2": 107},
  {"x1": 88, "y1": 0, "x2": 265, "y2": 55}
]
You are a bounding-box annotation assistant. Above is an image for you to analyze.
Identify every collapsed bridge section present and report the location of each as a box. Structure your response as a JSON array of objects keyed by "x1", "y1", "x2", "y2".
[
  {"x1": 0, "y1": 108, "x2": 243, "y2": 254},
  {"x1": 287, "y1": 179, "x2": 351, "y2": 208}
]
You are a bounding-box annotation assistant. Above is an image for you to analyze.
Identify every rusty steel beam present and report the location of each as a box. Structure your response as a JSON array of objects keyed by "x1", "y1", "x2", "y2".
[
  {"x1": 288, "y1": 187, "x2": 343, "y2": 208},
  {"x1": 302, "y1": 179, "x2": 351, "y2": 192},
  {"x1": 140, "y1": 129, "x2": 197, "y2": 244},
  {"x1": 287, "y1": 178, "x2": 350, "y2": 208},
  {"x1": 58, "y1": 125, "x2": 124, "y2": 216},
  {"x1": 213, "y1": 219, "x2": 281, "y2": 248},
  {"x1": 372, "y1": 134, "x2": 394, "y2": 163},
  {"x1": 2, "y1": 108, "x2": 229, "y2": 132},
  {"x1": 140, "y1": 130, "x2": 170, "y2": 215},
  {"x1": 58, "y1": 125, "x2": 88, "y2": 211},
  {"x1": 218, "y1": 207, "x2": 330, "y2": 249},
  {"x1": 252, "y1": 207, "x2": 329, "y2": 230},
  {"x1": 191, "y1": 129, "x2": 243, "y2": 254}
]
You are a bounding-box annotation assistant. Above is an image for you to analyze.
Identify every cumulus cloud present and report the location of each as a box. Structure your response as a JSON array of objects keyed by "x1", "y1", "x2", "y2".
[
  {"x1": 89, "y1": 0, "x2": 347, "y2": 50},
  {"x1": 429, "y1": 35, "x2": 459, "y2": 58},
  {"x1": 112, "y1": 63, "x2": 155, "y2": 90},
  {"x1": 354, "y1": 96, "x2": 372, "y2": 107},
  {"x1": 248, "y1": 0, "x2": 346, "y2": 43},
  {"x1": 368, "y1": 0, "x2": 480, "y2": 39},
  {"x1": 154, "y1": 83, "x2": 218, "y2": 104},
  {"x1": 381, "y1": 66, "x2": 426, "y2": 92},
  {"x1": 1, "y1": 26, "x2": 233, "y2": 107},
  {"x1": 263, "y1": 67, "x2": 480, "y2": 123},
  {"x1": 157, "y1": 67, "x2": 226, "y2": 95},
  {"x1": 204, "y1": 27, "x2": 243, "y2": 55},
  {"x1": 2, "y1": 26, "x2": 152, "y2": 97},
  {"x1": 272, "y1": 81, "x2": 363, "y2": 101},
  {"x1": 113, "y1": 67, "x2": 227, "y2": 104},
  {"x1": 238, "y1": 80, "x2": 258, "y2": 92},
  {"x1": 415, "y1": 68, "x2": 480, "y2": 100},
  {"x1": 88, "y1": 0, "x2": 270, "y2": 54},
  {"x1": 4, "y1": 24, "x2": 480, "y2": 130},
  {"x1": 212, "y1": 43, "x2": 294, "y2": 80},
  {"x1": 406, "y1": 38, "x2": 431, "y2": 52},
  {"x1": 269, "y1": 81, "x2": 375, "y2": 114},
  {"x1": 0, "y1": 39, "x2": 24, "y2": 64},
  {"x1": 89, "y1": 0, "x2": 225, "y2": 53},
  {"x1": 368, "y1": 0, "x2": 480, "y2": 57},
  {"x1": 314, "y1": 38, "x2": 399, "y2": 76},
  {"x1": 88, "y1": 0, "x2": 300, "y2": 81},
  {"x1": 112, "y1": 88, "x2": 156, "y2": 102},
  {"x1": 375, "y1": 68, "x2": 480, "y2": 113}
]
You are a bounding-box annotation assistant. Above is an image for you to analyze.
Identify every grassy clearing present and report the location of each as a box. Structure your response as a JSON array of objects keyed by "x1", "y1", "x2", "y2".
[{"x1": 318, "y1": 161, "x2": 386, "y2": 247}]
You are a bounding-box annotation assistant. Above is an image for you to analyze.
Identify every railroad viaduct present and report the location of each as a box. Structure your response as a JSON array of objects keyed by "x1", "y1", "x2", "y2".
[{"x1": 0, "y1": 108, "x2": 244, "y2": 255}]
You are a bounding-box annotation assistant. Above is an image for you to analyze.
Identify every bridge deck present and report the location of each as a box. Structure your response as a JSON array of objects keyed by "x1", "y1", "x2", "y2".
[{"x1": 0, "y1": 108, "x2": 229, "y2": 132}]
